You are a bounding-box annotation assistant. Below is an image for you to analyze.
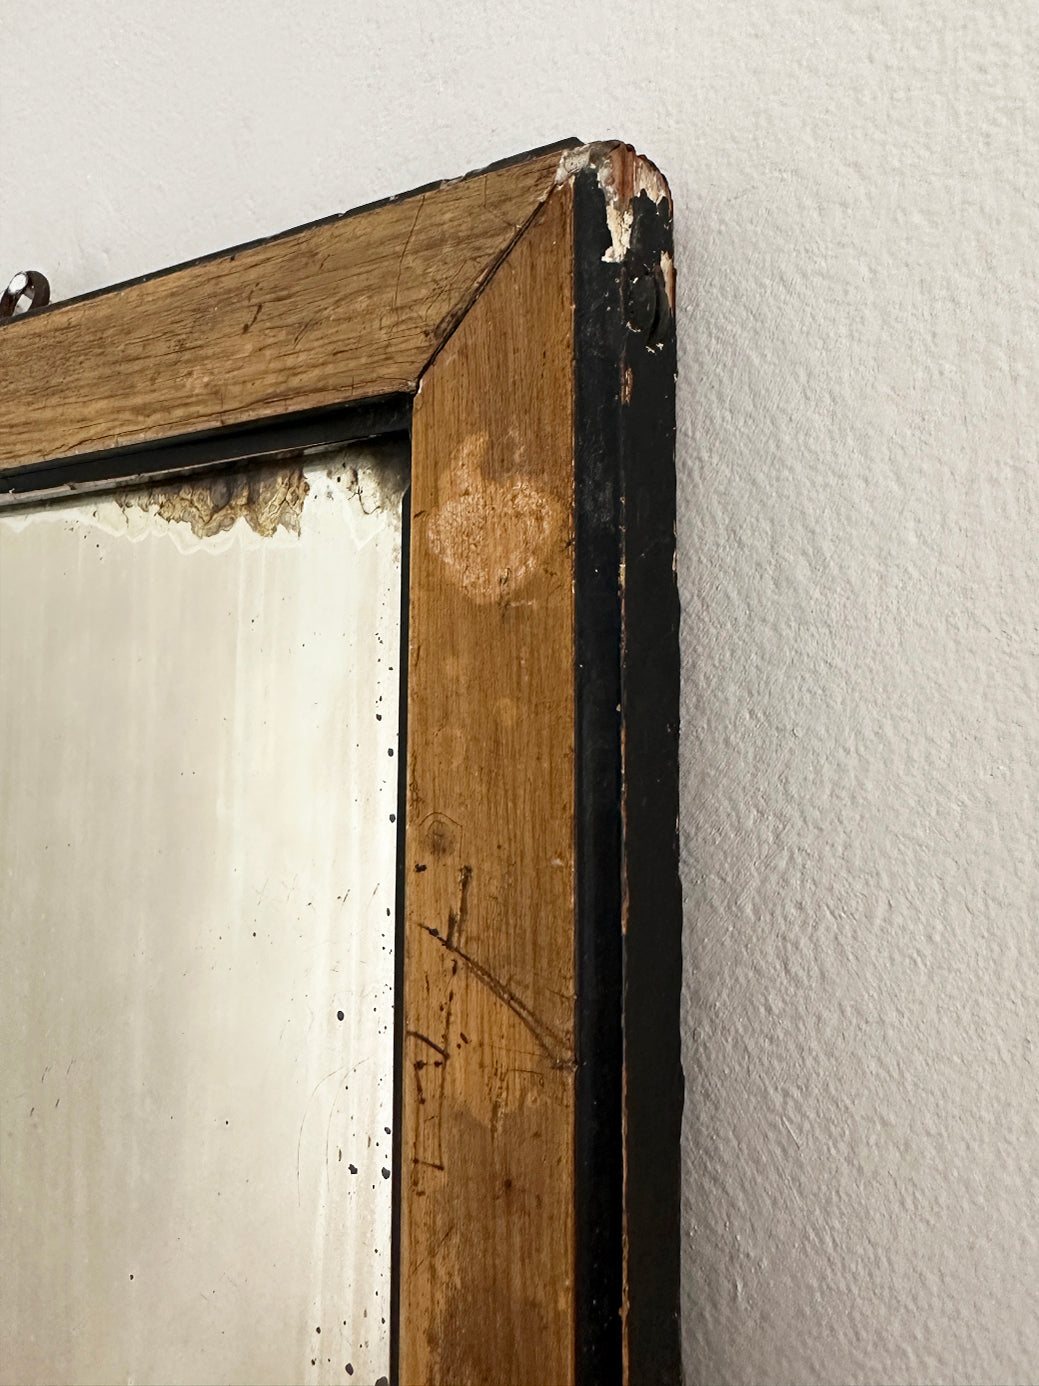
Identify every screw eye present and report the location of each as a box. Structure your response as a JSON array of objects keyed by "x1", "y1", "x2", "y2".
[
  {"x1": 1, "y1": 270, "x2": 50, "y2": 320},
  {"x1": 627, "y1": 274, "x2": 660, "y2": 336},
  {"x1": 626, "y1": 268, "x2": 672, "y2": 348}
]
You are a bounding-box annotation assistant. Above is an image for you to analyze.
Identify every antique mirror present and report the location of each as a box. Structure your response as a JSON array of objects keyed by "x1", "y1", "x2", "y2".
[{"x1": 0, "y1": 140, "x2": 681, "y2": 1386}]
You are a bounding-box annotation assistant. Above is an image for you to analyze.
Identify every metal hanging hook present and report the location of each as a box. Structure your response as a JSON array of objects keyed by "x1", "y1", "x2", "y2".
[{"x1": 1, "y1": 270, "x2": 51, "y2": 321}]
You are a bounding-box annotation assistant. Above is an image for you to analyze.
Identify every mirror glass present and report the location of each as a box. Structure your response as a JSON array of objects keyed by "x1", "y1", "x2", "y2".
[{"x1": 0, "y1": 439, "x2": 406, "y2": 1386}]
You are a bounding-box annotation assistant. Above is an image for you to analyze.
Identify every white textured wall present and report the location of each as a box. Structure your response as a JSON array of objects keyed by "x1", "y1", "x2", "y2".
[{"x1": 3, "y1": 4, "x2": 1037, "y2": 1382}]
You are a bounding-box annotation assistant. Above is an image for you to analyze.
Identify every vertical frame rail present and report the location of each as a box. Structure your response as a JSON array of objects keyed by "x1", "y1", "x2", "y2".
[
  {"x1": 400, "y1": 147, "x2": 681, "y2": 1386},
  {"x1": 0, "y1": 139, "x2": 680, "y2": 1386}
]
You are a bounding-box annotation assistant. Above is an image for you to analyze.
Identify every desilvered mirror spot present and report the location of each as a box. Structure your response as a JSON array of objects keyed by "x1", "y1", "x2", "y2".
[{"x1": 0, "y1": 438, "x2": 406, "y2": 1386}]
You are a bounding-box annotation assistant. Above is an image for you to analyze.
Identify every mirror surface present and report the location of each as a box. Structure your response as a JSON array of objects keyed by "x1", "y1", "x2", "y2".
[{"x1": 0, "y1": 440, "x2": 406, "y2": 1386}]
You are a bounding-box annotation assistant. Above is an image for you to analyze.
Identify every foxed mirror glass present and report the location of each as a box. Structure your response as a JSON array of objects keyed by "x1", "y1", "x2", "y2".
[{"x1": 1, "y1": 439, "x2": 407, "y2": 1386}]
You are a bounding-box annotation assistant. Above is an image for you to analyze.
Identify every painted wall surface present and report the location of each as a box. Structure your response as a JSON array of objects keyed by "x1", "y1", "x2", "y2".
[
  {"x1": 3, "y1": 4, "x2": 1037, "y2": 1383},
  {"x1": 0, "y1": 445, "x2": 405, "y2": 1386}
]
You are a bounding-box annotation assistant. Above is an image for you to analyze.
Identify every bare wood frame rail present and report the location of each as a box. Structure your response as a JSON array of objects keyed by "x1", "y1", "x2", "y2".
[{"x1": 0, "y1": 139, "x2": 682, "y2": 1386}]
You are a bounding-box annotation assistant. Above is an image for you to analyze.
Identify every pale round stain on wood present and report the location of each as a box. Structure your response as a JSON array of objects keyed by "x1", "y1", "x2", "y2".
[{"x1": 426, "y1": 433, "x2": 562, "y2": 604}]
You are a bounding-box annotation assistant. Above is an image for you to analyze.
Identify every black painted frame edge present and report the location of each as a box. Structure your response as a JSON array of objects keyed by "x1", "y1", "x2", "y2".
[
  {"x1": 619, "y1": 185, "x2": 684, "y2": 1385},
  {"x1": 573, "y1": 167, "x2": 683, "y2": 1385},
  {"x1": 573, "y1": 166, "x2": 626, "y2": 1385}
]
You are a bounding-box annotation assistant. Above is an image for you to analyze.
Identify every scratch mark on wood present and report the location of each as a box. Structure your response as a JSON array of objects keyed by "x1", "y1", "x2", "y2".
[
  {"x1": 406, "y1": 1031, "x2": 449, "y2": 1061},
  {"x1": 418, "y1": 922, "x2": 572, "y2": 1069},
  {"x1": 405, "y1": 994, "x2": 453, "y2": 1173},
  {"x1": 444, "y1": 865, "x2": 472, "y2": 952},
  {"x1": 394, "y1": 195, "x2": 426, "y2": 311},
  {"x1": 410, "y1": 1222, "x2": 456, "y2": 1278}
]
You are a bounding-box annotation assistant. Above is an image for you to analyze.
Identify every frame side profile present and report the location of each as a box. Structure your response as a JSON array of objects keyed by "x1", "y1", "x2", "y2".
[
  {"x1": 577, "y1": 154, "x2": 683, "y2": 1384},
  {"x1": 571, "y1": 148, "x2": 682, "y2": 1385}
]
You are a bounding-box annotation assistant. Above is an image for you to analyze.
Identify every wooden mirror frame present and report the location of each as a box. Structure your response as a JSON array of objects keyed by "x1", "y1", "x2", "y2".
[{"x1": 0, "y1": 139, "x2": 682, "y2": 1386}]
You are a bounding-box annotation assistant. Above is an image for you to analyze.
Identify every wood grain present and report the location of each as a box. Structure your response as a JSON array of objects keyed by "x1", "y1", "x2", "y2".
[
  {"x1": 0, "y1": 150, "x2": 565, "y2": 471},
  {"x1": 400, "y1": 184, "x2": 576, "y2": 1386}
]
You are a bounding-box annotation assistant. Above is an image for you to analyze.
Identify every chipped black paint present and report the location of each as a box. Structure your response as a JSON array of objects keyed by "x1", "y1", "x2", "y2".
[{"x1": 573, "y1": 163, "x2": 682, "y2": 1385}]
